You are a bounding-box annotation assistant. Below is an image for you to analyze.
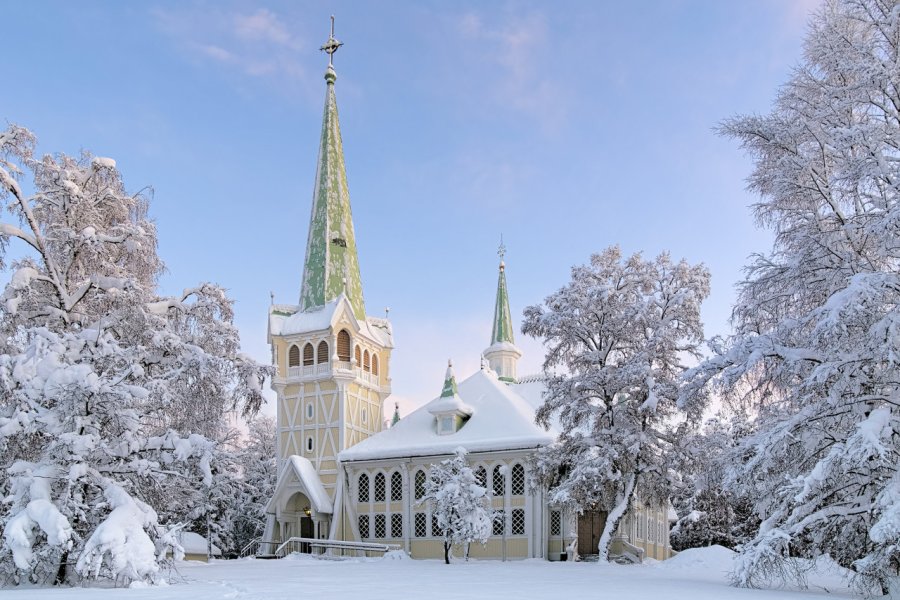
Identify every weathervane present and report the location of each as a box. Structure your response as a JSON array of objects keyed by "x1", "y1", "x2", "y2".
[
  {"x1": 498, "y1": 234, "x2": 506, "y2": 263},
  {"x1": 320, "y1": 15, "x2": 343, "y2": 66}
]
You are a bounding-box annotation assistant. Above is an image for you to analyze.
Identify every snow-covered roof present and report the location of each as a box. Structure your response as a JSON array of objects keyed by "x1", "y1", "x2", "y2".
[
  {"x1": 266, "y1": 455, "x2": 333, "y2": 515},
  {"x1": 268, "y1": 294, "x2": 393, "y2": 348},
  {"x1": 179, "y1": 532, "x2": 221, "y2": 556},
  {"x1": 339, "y1": 369, "x2": 555, "y2": 462}
]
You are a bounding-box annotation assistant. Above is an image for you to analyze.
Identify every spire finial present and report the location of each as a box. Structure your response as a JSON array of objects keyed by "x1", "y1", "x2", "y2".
[
  {"x1": 320, "y1": 15, "x2": 343, "y2": 68},
  {"x1": 498, "y1": 234, "x2": 506, "y2": 270}
]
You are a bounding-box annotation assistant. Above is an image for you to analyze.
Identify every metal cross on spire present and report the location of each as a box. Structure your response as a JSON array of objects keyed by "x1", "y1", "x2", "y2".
[
  {"x1": 320, "y1": 15, "x2": 343, "y2": 66},
  {"x1": 498, "y1": 234, "x2": 507, "y2": 263}
]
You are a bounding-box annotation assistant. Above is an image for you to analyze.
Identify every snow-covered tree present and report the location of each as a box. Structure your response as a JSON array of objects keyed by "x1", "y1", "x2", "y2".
[
  {"x1": 226, "y1": 417, "x2": 276, "y2": 556},
  {"x1": 0, "y1": 125, "x2": 271, "y2": 585},
  {"x1": 524, "y1": 247, "x2": 709, "y2": 561},
  {"x1": 681, "y1": 0, "x2": 900, "y2": 592},
  {"x1": 421, "y1": 448, "x2": 494, "y2": 564}
]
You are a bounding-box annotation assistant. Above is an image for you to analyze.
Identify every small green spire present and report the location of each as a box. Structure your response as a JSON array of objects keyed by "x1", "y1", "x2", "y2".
[
  {"x1": 299, "y1": 21, "x2": 366, "y2": 320},
  {"x1": 391, "y1": 402, "x2": 401, "y2": 427},
  {"x1": 440, "y1": 360, "x2": 459, "y2": 398},
  {"x1": 490, "y1": 260, "x2": 515, "y2": 346}
]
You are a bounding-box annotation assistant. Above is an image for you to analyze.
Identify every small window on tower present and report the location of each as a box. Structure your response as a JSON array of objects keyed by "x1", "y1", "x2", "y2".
[
  {"x1": 363, "y1": 350, "x2": 371, "y2": 372},
  {"x1": 303, "y1": 343, "x2": 314, "y2": 366},
  {"x1": 288, "y1": 345, "x2": 300, "y2": 367},
  {"x1": 337, "y1": 330, "x2": 351, "y2": 362},
  {"x1": 317, "y1": 340, "x2": 329, "y2": 364},
  {"x1": 355, "y1": 345, "x2": 361, "y2": 365},
  {"x1": 306, "y1": 437, "x2": 314, "y2": 453},
  {"x1": 306, "y1": 403, "x2": 314, "y2": 420},
  {"x1": 362, "y1": 407, "x2": 367, "y2": 425},
  {"x1": 372, "y1": 355, "x2": 379, "y2": 376}
]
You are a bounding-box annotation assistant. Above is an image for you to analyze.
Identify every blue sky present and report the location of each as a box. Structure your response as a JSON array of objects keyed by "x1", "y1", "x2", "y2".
[{"x1": 2, "y1": 0, "x2": 820, "y2": 419}]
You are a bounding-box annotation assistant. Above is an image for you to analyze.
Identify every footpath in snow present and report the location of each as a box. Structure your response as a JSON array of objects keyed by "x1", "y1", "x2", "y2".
[{"x1": 1, "y1": 546, "x2": 873, "y2": 600}]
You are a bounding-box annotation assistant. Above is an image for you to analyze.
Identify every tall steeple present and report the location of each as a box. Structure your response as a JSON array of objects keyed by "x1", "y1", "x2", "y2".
[
  {"x1": 484, "y1": 239, "x2": 522, "y2": 382},
  {"x1": 299, "y1": 18, "x2": 366, "y2": 320}
]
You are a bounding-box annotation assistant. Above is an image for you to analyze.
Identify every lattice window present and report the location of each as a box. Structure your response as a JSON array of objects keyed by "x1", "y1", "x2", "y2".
[
  {"x1": 337, "y1": 330, "x2": 351, "y2": 362},
  {"x1": 317, "y1": 340, "x2": 329, "y2": 363},
  {"x1": 492, "y1": 465, "x2": 506, "y2": 497},
  {"x1": 358, "y1": 474, "x2": 369, "y2": 503},
  {"x1": 432, "y1": 515, "x2": 443, "y2": 537},
  {"x1": 550, "y1": 511, "x2": 562, "y2": 536},
  {"x1": 492, "y1": 510, "x2": 505, "y2": 536},
  {"x1": 288, "y1": 345, "x2": 300, "y2": 367},
  {"x1": 372, "y1": 354, "x2": 379, "y2": 376},
  {"x1": 474, "y1": 466, "x2": 487, "y2": 489},
  {"x1": 363, "y1": 350, "x2": 371, "y2": 372},
  {"x1": 414, "y1": 470, "x2": 426, "y2": 500},
  {"x1": 391, "y1": 471, "x2": 403, "y2": 502},
  {"x1": 374, "y1": 473, "x2": 386, "y2": 502},
  {"x1": 374, "y1": 514, "x2": 386, "y2": 538},
  {"x1": 414, "y1": 513, "x2": 427, "y2": 538},
  {"x1": 358, "y1": 514, "x2": 369, "y2": 539},
  {"x1": 303, "y1": 343, "x2": 314, "y2": 366},
  {"x1": 391, "y1": 514, "x2": 403, "y2": 538},
  {"x1": 354, "y1": 345, "x2": 361, "y2": 365},
  {"x1": 511, "y1": 464, "x2": 525, "y2": 495},
  {"x1": 511, "y1": 508, "x2": 525, "y2": 535}
]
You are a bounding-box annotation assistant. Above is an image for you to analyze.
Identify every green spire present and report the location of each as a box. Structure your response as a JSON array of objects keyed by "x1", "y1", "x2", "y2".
[
  {"x1": 299, "y1": 57, "x2": 366, "y2": 320},
  {"x1": 440, "y1": 360, "x2": 459, "y2": 398},
  {"x1": 490, "y1": 260, "x2": 515, "y2": 346}
]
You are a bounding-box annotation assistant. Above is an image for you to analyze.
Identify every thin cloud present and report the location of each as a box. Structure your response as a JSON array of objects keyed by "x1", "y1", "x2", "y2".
[
  {"x1": 151, "y1": 6, "x2": 315, "y2": 97},
  {"x1": 456, "y1": 11, "x2": 566, "y2": 134}
]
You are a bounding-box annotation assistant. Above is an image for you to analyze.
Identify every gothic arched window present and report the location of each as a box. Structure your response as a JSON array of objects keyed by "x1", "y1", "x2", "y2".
[
  {"x1": 337, "y1": 330, "x2": 351, "y2": 362},
  {"x1": 414, "y1": 470, "x2": 426, "y2": 500},
  {"x1": 358, "y1": 474, "x2": 369, "y2": 503},
  {"x1": 363, "y1": 350, "x2": 371, "y2": 372},
  {"x1": 493, "y1": 465, "x2": 506, "y2": 497},
  {"x1": 372, "y1": 354, "x2": 379, "y2": 376},
  {"x1": 390, "y1": 471, "x2": 402, "y2": 502},
  {"x1": 511, "y1": 464, "x2": 525, "y2": 495},
  {"x1": 355, "y1": 345, "x2": 362, "y2": 366},
  {"x1": 374, "y1": 473, "x2": 386, "y2": 502},
  {"x1": 475, "y1": 466, "x2": 487, "y2": 489},
  {"x1": 303, "y1": 343, "x2": 314, "y2": 366},
  {"x1": 288, "y1": 345, "x2": 300, "y2": 367},
  {"x1": 317, "y1": 340, "x2": 329, "y2": 364}
]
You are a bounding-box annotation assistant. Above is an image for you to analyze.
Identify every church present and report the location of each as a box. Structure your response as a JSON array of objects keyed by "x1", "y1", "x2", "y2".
[{"x1": 261, "y1": 24, "x2": 674, "y2": 563}]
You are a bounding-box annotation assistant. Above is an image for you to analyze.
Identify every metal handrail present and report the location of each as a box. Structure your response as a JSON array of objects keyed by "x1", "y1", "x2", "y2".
[
  {"x1": 240, "y1": 538, "x2": 279, "y2": 558},
  {"x1": 274, "y1": 537, "x2": 401, "y2": 558}
]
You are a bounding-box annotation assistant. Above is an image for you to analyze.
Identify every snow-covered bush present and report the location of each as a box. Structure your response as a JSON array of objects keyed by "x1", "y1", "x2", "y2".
[
  {"x1": 0, "y1": 125, "x2": 271, "y2": 585},
  {"x1": 681, "y1": 0, "x2": 900, "y2": 593},
  {"x1": 421, "y1": 448, "x2": 494, "y2": 564},
  {"x1": 523, "y1": 247, "x2": 709, "y2": 560}
]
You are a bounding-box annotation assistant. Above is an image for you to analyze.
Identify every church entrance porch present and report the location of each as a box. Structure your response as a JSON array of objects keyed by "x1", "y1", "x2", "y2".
[
  {"x1": 577, "y1": 510, "x2": 608, "y2": 557},
  {"x1": 280, "y1": 492, "x2": 318, "y2": 553}
]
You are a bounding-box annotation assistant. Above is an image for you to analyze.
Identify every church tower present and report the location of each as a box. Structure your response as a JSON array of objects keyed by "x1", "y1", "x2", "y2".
[
  {"x1": 484, "y1": 242, "x2": 521, "y2": 382},
  {"x1": 265, "y1": 19, "x2": 393, "y2": 543}
]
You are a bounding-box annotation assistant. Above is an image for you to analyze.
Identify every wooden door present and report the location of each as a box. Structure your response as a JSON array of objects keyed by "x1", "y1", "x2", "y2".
[{"x1": 577, "y1": 511, "x2": 607, "y2": 556}]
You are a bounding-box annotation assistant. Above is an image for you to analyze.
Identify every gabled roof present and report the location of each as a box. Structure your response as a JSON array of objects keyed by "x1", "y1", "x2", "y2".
[
  {"x1": 268, "y1": 294, "x2": 393, "y2": 348},
  {"x1": 266, "y1": 455, "x2": 332, "y2": 515},
  {"x1": 339, "y1": 369, "x2": 554, "y2": 462}
]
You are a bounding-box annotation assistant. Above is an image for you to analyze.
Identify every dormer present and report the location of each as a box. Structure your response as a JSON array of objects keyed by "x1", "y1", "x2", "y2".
[{"x1": 428, "y1": 361, "x2": 472, "y2": 435}]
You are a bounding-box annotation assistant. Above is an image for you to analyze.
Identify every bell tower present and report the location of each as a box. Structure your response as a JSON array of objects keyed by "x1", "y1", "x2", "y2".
[{"x1": 267, "y1": 19, "x2": 393, "y2": 505}]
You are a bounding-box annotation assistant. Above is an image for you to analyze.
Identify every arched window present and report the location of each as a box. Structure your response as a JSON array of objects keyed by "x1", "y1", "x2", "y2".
[
  {"x1": 288, "y1": 345, "x2": 300, "y2": 367},
  {"x1": 337, "y1": 330, "x2": 351, "y2": 362},
  {"x1": 358, "y1": 474, "x2": 369, "y2": 503},
  {"x1": 511, "y1": 464, "x2": 525, "y2": 495},
  {"x1": 317, "y1": 340, "x2": 329, "y2": 364},
  {"x1": 303, "y1": 343, "x2": 314, "y2": 366},
  {"x1": 372, "y1": 355, "x2": 379, "y2": 376},
  {"x1": 374, "y1": 473, "x2": 386, "y2": 502},
  {"x1": 363, "y1": 350, "x2": 371, "y2": 372},
  {"x1": 414, "y1": 470, "x2": 426, "y2": 500},
  {"x1": 474, "y1": 466, "x2": 487, "y2": 489},
  {"x1": 492, "y1": 465, "x2": 505, "y2": 497},
  {"x1": 391, "y1": 471, "x2": 403, "y2": 502},
  {"x1": 306, "y1": 436, "x2": 314, "y2": 452},
  {"x1": 354, "y1": 345, "x2": 362, "y2": 366}
]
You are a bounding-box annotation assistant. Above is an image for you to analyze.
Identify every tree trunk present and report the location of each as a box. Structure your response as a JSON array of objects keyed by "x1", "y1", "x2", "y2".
[
  {"x1": 597, "y1": 472, "x2": 636, "y2": 562},
  {"x1": 54, "y1": 550, "x2": 69, "y2": 585},
  {"x1": 444, "y1": 541, "x2": 450, "y2": 565}
]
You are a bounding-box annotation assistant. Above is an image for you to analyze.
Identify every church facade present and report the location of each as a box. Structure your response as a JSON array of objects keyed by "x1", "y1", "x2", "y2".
[{"x1": 262, "y1": 28, "x2": 674, "y2": 562}]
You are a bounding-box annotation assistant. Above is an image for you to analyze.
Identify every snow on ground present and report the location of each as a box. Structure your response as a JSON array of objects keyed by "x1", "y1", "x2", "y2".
[{"x1": 2, "y1": 547, "x2": 865, "y2": 600}]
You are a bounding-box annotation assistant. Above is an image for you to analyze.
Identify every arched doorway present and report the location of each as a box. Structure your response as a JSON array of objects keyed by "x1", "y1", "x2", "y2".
[{"x1": 284, "y1": 492, "x2": 315, "y2": 553}]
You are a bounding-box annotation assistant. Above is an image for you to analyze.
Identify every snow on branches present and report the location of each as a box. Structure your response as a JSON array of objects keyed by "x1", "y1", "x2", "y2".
[
  {"x1": 420, "y1": 448, "x2": 495, "y2": 564},
  {"x1": 0, "y1": 125, "x2": 272, "y2": 586},
  {"x1": 681, "y1": 0, "x2": 900, "y2": 593},
  {"x1": 523, "y1": 246, "x2": 709, "y2": 560}
]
